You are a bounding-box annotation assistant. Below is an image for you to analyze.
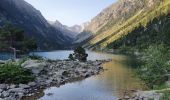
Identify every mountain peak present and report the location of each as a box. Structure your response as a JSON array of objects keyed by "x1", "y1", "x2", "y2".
[{"x1": 0, "y1": 0, "x2": 73, "y2": 50}]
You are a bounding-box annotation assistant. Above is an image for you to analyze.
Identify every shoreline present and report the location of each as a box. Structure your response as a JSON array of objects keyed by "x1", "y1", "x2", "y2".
[{"x1": 0, "y1": 59, "x2": 111, "y2": 100}]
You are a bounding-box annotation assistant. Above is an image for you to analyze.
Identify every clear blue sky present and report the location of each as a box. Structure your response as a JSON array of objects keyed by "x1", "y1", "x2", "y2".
[{"x1": 24, "y1": 0, "x2": 117, "y2": 26}]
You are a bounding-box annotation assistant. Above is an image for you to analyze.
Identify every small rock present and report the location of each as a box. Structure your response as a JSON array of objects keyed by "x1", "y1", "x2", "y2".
[
  {"x1": 19, "y1": 84, "x2": 30, "y2": 89},
  {"x1": 46, "y1": 93, "x2": 53, "y2": 96},
  {"x1": 0, "y1": 89, "x2": 3, "y2": 93},
  {"x1": 18, "y1": 92, "x2": 24, "y2": 98},
  {"x1": 10, "y1": 85, "x2": 16, "y2": 89},
  {"x1": 45, "y1": 79, "x2": 52, "y2": 84},
  {"x1": 84, "y1": 72, "x2": 90, "y2": 78},
  {"x1": 0, "y1": 84, "x2": 7, "y2": 90},
  {"x1": 28, "y1": 82, "x2": 36, "y2": 87},
  {"x1": 9, "y1": 88, "x2": 25, "y2": 93},
  {"x1": 124, "y1": 95, "x2": 130, "y2": 99},
  {"x1": 0, "y1": 93, "x2": 2, "y2": 97},
  {"x1": 62, "y1": 71, "x2": 70, "y2": 76},
  {"x1": 2, "y1": 91, "x2": 9, "y2": 97}
]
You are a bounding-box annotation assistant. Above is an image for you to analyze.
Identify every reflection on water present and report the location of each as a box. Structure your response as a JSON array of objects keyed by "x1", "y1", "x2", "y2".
[
  {"x1": 32, "y1": 51, "x2": 146, "y2": 100},
  {"x1": 31, "y1": 50, "x2": 114, "y2": 61},
  {"x1": 0, "y1": 53, "x2": 13, "y2": 60}
]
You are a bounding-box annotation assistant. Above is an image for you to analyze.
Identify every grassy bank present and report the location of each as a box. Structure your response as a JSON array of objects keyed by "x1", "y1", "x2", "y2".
[{"x1": 0, "y1": 60, "x2": 35, "y2": 84}]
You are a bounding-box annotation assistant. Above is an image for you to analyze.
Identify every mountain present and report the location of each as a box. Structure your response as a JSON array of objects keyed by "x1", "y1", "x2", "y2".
[
  {"x1": 49, "y1": 20, "x2": 84, "y2": 38},
  {"x1": 0, "y1": 0, "x2": 73, "y2": 50},
  {"x1": 73, "y1": 22, "x2": 91, "y2": 43},
  {"x1": 74, "y1": 31, "x2": 92, "y2": 44},
  {"x1": 83, "y1": 0, "x2": 170, "y2": 50},
  {"x1": 69, "y1": 24, "x2": 85, "y2": 35}
]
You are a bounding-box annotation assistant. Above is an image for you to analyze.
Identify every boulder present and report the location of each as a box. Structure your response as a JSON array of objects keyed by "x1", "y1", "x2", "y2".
[
  {"x1": 9, "y1": 85, "x2": 16, "y2": 89},
  {"x1": 21, "y1": 60, "x2": 46, "y2": 75},
  {"x1": 0, "y1": 60, "x2": 5, "y2": 64},
  {"x1": 0, "y1": 84, "x2": 7, "y2": 90}
]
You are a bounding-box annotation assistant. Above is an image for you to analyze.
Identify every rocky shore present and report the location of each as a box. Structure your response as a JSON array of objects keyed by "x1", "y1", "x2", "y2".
[
  {"x1": 0, "y1": 59, "x2": 110, "y2": 100},
  {"x1": 120, "y1": 87, "x2": 170, "y2": 100},
  {"x1": 131, "y1": 90, "x2": 162, "y2": 100}
]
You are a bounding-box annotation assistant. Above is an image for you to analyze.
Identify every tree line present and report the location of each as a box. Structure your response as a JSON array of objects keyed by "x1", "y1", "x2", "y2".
[{"x1": 0, "y1": 23, "x2": 37, "y2": 53}]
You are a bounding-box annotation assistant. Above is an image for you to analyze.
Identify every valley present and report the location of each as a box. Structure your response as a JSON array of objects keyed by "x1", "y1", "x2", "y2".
[{"x1": 0, "y1": 0, "x2": 170, "y2": 99}]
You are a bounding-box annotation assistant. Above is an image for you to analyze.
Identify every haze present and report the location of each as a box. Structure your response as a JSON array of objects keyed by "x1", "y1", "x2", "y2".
[{"x1": 24, "y1": 0, "x2": 117, "y2": 26}]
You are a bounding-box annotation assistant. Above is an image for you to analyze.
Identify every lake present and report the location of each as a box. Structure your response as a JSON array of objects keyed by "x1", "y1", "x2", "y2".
[{"x1": 28, "y1": 51, "x2": 147, "y2": 100}]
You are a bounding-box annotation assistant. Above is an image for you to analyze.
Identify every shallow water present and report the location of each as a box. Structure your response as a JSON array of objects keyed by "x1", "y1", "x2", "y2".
[
  {"x1": 31, "y1": 50, "x2": 114, "y2": 61},
  {"x1": 0, "y1": 52, "x2": 13, "y2": 60},
  {"x1": 30, "y1": 51, "x2": 146, "y2": 100}
]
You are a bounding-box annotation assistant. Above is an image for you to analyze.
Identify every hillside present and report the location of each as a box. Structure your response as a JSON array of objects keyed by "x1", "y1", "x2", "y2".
[
  {"x1": 49, "y1": 20, "x2": 84, "y2": 38},
  {"x1": 0, "y1": 0, "x2": 73, "y2": 50},
  {"x1": 83, "y1": 0, "x2": 170, "y2": 50}
]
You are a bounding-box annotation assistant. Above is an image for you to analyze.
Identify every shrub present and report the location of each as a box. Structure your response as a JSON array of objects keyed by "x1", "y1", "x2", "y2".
[
  {"x1": 0, "y1": 63, "x2": 35, "y2": 84},
  {"x1": 138, "y1": 44, "x2": 170, "y2": 88},
  {"x1": 69, "y1": 46, "x2": 88, "y2": 62}
]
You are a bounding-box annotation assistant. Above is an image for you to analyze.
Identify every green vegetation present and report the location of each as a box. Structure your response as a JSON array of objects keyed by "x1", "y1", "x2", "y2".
[
  {"x1": 69, "y1": 46, "x2": 88, "y2": 62},
  {"x1": 86, "y1": 0, "x2": 170, "y2": 49},
  {"x1": 160, "y1": 90, "x2": 170, "y2": 100},
  {"x1": 104, "y1": 7, "x2": 170, "y2": 89},
  {"x1": 0, "y1": 62, "x2": 35, "y2": 84},
  {"x1": 89, "y1": 0, "x2": 169, "y2": 90},
  {"x1": 137, "y1": 44, "x2": 170, "y2": 88},
  {"x1": 0, "y1": 23, "x2": 37, "y2": 52}
]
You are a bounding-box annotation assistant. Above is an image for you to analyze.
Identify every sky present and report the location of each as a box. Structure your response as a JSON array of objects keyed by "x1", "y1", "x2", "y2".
[{"x1": 24, "y1": 0, "x2": 117, "y2": 26}]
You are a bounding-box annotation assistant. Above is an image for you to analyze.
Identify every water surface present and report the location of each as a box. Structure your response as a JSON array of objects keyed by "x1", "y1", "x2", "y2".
[
  {"x1": 0, "y1": 52, "x2": 13, "y2": 60},
  {"x1": 30, "y1": 51, "x2": 146, "y2": 100},
  {"x1": 31, "y1": 50, "x2": 114, "y2": 61}
]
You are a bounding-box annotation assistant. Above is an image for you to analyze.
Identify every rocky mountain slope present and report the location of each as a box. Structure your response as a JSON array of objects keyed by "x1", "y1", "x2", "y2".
[
  {"x1": 83, "y1": 0, "x2": 170, "y2": 50},
  {"x1": 49, "y1": 20, "x2": 84, "y2": 38},
  {"x1": 0, "y1": 0, "x2": 73, "y2": 50}
]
